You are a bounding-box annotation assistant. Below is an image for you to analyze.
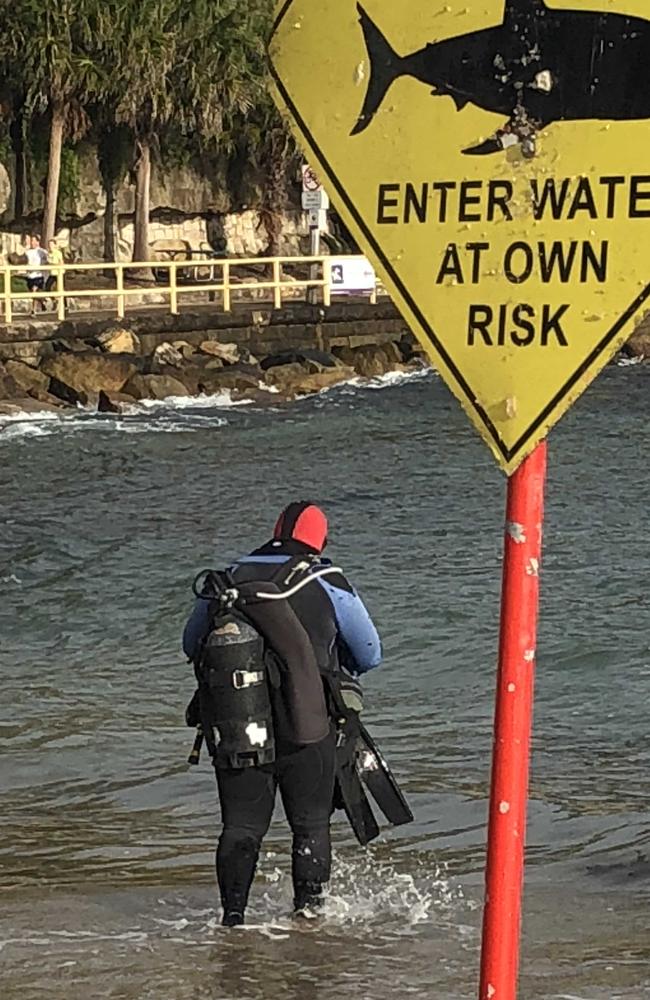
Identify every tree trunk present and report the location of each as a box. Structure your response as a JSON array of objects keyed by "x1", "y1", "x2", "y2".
[
  {"x1": 42, "y1": 101, "x2": 65, "y2": 245},
  {"x1": 103, "y1": 183, "x2": 117, "y2": 264},
  {"x1": 133, "y1": 137, "x2": 151, "y2": 264},
  {"x1": 10, "y1": 109, "x2": 28, "y2": 220}
]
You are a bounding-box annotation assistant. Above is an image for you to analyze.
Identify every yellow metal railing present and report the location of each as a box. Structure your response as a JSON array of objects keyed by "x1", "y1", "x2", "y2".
[{"x1": 0, "y1": 254, "x2": 379, "y2": 323}]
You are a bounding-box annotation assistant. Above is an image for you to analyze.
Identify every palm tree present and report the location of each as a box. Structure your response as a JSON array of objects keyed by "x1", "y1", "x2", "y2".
[
  {"x1": 101, "y1": 0, "x2": 276, "y2": 265},
  {"x1": 0, "y1": 0, "x2": 296, "y2": 261},
  {"x1": 170, "y1": 0, "x2": 271, "y2": 142},
  {"x1": 6, "y1": 0, "x2": 104, "y2": 244},
  {"x1": 100, "y1": 0, "x2": 178, "y2": 263},
  {"x1": 0, "y1": 21, "x2": 28, "y2": 217},
  {"x1": 170, "y1": 0, "x2": 280, "y2": 253},
  {"x1": 242, "y1": 102, "x2": 300, "y2": 255},
  {"x1": 94, "y1": 114, "x2": 132, "y2": 262}
]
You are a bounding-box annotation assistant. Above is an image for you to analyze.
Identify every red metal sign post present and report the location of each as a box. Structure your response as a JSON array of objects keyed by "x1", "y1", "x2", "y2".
[{"x1": 479, "y1": 441, "x2": 548, "y2": 1000}]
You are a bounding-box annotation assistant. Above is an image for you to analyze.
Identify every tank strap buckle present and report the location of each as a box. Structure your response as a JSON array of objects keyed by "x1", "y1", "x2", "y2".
[{"x1": 232, "y1": 669, "x2": 265, "y2": 690}]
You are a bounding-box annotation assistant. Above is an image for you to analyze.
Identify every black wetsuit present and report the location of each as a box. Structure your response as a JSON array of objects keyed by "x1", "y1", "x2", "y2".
[
  {"x1": 216, "y1": 726, "x2": 336, "y2": 914},
  {"x1": 183, "y1": 538, "x2": 381, "y2": 919}
]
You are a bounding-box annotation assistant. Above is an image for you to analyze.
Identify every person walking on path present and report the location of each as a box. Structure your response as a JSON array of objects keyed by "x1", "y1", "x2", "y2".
[
  {"x1": 25, "y1": 234, "x2": 48, "y2": 315},
  {"x1": 45, "y1": 238, "x2": 65, "y2": 311}
]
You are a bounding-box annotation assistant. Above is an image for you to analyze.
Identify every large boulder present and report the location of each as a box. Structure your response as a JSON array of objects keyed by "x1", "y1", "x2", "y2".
[
  {"x1": 25, "y1": 387, "x2": 68, "y2": 409},
  {"x1": 169, "y1": 364, "x2": 214, "y2": 395},
  {"x1": 0, "y1": 342, "x2": 42, "y2": 366},
  {"x1": 334, "y1": 342, "x2": 403, "y2": 378},
  {"x1": 47, "y1": 376, "x2": 88, "y2": 407},
  {"x1": 96, "y1": 327, "x2": 141, "y2": 354},
  {"x1": 293, "y1": 368, "x2": 355, "y2": 396},
  {"x1": 122, "y1": 373, "x2": 189, "y2": 400},
  {"x1": 41, "y1": 353, "x2": 137, "y2": 394},
  {"x1": 4, "y1": 360, "x2": 50, "y2": 396},
  {"x1": 153, "y1": 342, "x2": 184, "y2": 367},
  {"x1": 625, "y1": 325, "x2": 650, "y2": 359},
  {"x1": 97, "y1": 389, "x2": 137, "y2": 413},
  {"x1": 264, "y1": 364, "x2": 354, "y2": 397},
  {"x1": 181, "y1": 365, "x2": 262, "y2": 396},
  {"x1": 261, "y1": 349, "x2": 344, "y2": 373},
  {"x1": 171, "y1": 363, "x2": 256, "y2": 395},
  {"x1": 0, "y1": 397, "x2": 61, "y2": 415},
  {"x1": 198, "y1": 340, "x2": 240, "y2": 364},
  {"x1": 263, "y1": 362, "x2": 309, "y2": 390},
  {"x1": 171, "y1": 340, "x2": 198, "y2": 361},
  {"x1": 0, "y1": 364, "x2": 22, "y2": 401}
]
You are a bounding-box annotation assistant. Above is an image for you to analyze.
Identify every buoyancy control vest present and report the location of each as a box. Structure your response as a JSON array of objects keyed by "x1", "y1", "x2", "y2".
[{"x1": 190, "y1": 557, "x2": 336, "y2": 768}]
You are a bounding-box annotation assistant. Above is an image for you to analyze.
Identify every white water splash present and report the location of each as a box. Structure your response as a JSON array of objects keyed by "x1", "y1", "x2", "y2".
[
  {"x1": 316, "y1": 367, "x2": 434, "y2": 401},
  {"x1": 254, "y1": 849, "x2": 464, "y2": 931},
  {"x1": 0, "y1": 370, "x2": 431, "y2": 442},
  {"x1": 125, "y1": 388, "x2": 260, "y2": 413},
  {"x1": 348, "y1": 368, "x2": 435, "y2": 391},
  {"x1": 0, "y1": 405, "x2": 230, "y2": 441}
]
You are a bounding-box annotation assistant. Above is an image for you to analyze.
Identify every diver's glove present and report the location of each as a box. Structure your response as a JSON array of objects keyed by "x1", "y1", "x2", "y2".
[{"x1": 340, "y1": 674, "x2": 364, "y2": 715}]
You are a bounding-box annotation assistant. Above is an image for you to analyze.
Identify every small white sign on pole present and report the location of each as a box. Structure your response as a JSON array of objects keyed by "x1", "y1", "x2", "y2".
[
  {"x1": 302, "y1": 188, "x2": 329, "y2": 211},
  {"x1": 301, "y1": 164, "x2": 330, "y2": 212},
  {"x1": 330, "y1": 257, "x2": 376, "y2": 295}
]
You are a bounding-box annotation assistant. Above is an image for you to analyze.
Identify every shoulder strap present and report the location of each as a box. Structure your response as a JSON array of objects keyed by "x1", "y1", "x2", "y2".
[{"x1": 269, "y1": 554, "x2": 319, "y2": 591}]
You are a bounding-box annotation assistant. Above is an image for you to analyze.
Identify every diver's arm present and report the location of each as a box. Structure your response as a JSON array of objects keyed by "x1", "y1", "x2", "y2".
[
  {"x1": 182, "y1": 599, "x2": 211, "y2": 661},
  {"x1": 320, "y1": 578, "x2": 382, "y2": 674}
]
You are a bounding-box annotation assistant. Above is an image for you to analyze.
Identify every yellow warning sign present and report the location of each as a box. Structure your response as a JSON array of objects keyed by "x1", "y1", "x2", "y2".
[{"x1": 270, "y1": 0, "x2": 650, "y2": 473}]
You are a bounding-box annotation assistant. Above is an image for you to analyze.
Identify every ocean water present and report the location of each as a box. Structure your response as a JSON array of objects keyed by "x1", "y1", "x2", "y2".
[{"x1": 0, "y1": 366, "x2": 648, "y2": 999}]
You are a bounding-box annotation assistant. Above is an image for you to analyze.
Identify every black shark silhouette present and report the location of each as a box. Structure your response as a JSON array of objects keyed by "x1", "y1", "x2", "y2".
[{"x1": 352, "y1": 0, "x2": 650, "y2": 155}]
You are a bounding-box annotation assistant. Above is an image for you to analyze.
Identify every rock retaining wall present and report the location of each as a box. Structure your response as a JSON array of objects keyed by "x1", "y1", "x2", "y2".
[{"x1": 0, "y1": 302, "x2": 427, "y2": 416}]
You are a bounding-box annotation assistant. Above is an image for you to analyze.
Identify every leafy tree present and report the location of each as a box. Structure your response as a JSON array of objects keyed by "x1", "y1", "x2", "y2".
[
  {"x1": 0, "y1": 20, "x2": 28, "y2": 217},
  {"x1": 94, "y1": 115, "x2": 132, "y2": 262},
  {"x1": 170, "y1": 0, "x2": 272, "y2": 145},
  {"x1": 99, "y1": 0, "x2": 178, "y2": 263},
  {"x1": 102, "y1": 0, "x2": 275, "y2": 262},
  {"x1": 173, "y1": 1, "x2": 286, "y2": 252},
  {"x1": 241, "y1": 100, "x2": 300, "y2": 255},
  {"x1": 0, "y1": 0, "x2": 300, "y2": 260},
  {"x1": 4, "y1": 0, "x2": 105, "y2": 243}
]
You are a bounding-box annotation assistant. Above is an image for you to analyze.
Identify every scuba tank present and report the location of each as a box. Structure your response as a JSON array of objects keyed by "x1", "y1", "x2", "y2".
[{"x1": 196, "y1": 602, "x2": 276, "y2": 769}]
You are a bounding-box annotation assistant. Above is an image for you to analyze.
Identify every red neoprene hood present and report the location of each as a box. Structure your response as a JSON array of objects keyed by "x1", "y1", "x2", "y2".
[{"x1": 273, "y1": 502, "x2": 328, "y2": 552}]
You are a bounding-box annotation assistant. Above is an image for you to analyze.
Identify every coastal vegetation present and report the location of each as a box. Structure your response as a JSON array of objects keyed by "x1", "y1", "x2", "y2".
[{"x1": 0, "y1": 0, "x2": 299, "y2": 258}]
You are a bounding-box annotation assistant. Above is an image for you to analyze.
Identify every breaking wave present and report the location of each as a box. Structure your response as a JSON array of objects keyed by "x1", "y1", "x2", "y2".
[{"x1": 0, "y1": 368, "x2": 431, "y2": 444}]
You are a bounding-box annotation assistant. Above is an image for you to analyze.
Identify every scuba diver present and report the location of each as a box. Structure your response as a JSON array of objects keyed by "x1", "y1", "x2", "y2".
[{"x1": 182, "y1": 501, "x2": 412, "y2": 926}]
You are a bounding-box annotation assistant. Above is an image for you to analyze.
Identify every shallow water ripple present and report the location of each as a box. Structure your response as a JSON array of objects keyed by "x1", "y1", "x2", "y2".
[{"x1": 1, "y1": 367, "x2": 649, "y2": 998}]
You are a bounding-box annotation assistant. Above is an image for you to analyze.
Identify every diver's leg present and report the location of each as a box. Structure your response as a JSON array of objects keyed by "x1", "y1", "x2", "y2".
[
  {"x1": 278, "y1": 726, "x2": 337, "y2": 913},
  {"x1": 215, "y1": 763, "x2": 276, "y2": 925}
]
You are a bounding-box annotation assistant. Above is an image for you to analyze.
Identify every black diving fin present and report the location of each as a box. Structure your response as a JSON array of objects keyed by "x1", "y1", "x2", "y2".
[
  {"x1": 335, "y1": 759, "x2": 380, "y2": 846},
  {"x1": 334, "y1": 716, "x2": 380, "y2": 845},
  {"x1": 334, "y1": 716, "x2": 413, "y2": 845},
  {"x1": 355, "y1": 723, "x2": 414, "y2": 828}
]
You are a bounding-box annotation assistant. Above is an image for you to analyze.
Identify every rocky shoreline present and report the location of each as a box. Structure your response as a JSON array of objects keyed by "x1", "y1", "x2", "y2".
[
  {"x1": 1, "y1": 311, "x2": 648, "y2": 420},
  {"x1": 0, "y1": 325, "x2": 428, "y2": 417}
]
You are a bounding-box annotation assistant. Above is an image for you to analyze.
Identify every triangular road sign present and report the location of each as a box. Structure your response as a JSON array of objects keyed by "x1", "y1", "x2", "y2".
[{"x1": 270, "y1": 0, "x2": 650, "y2": 473}]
